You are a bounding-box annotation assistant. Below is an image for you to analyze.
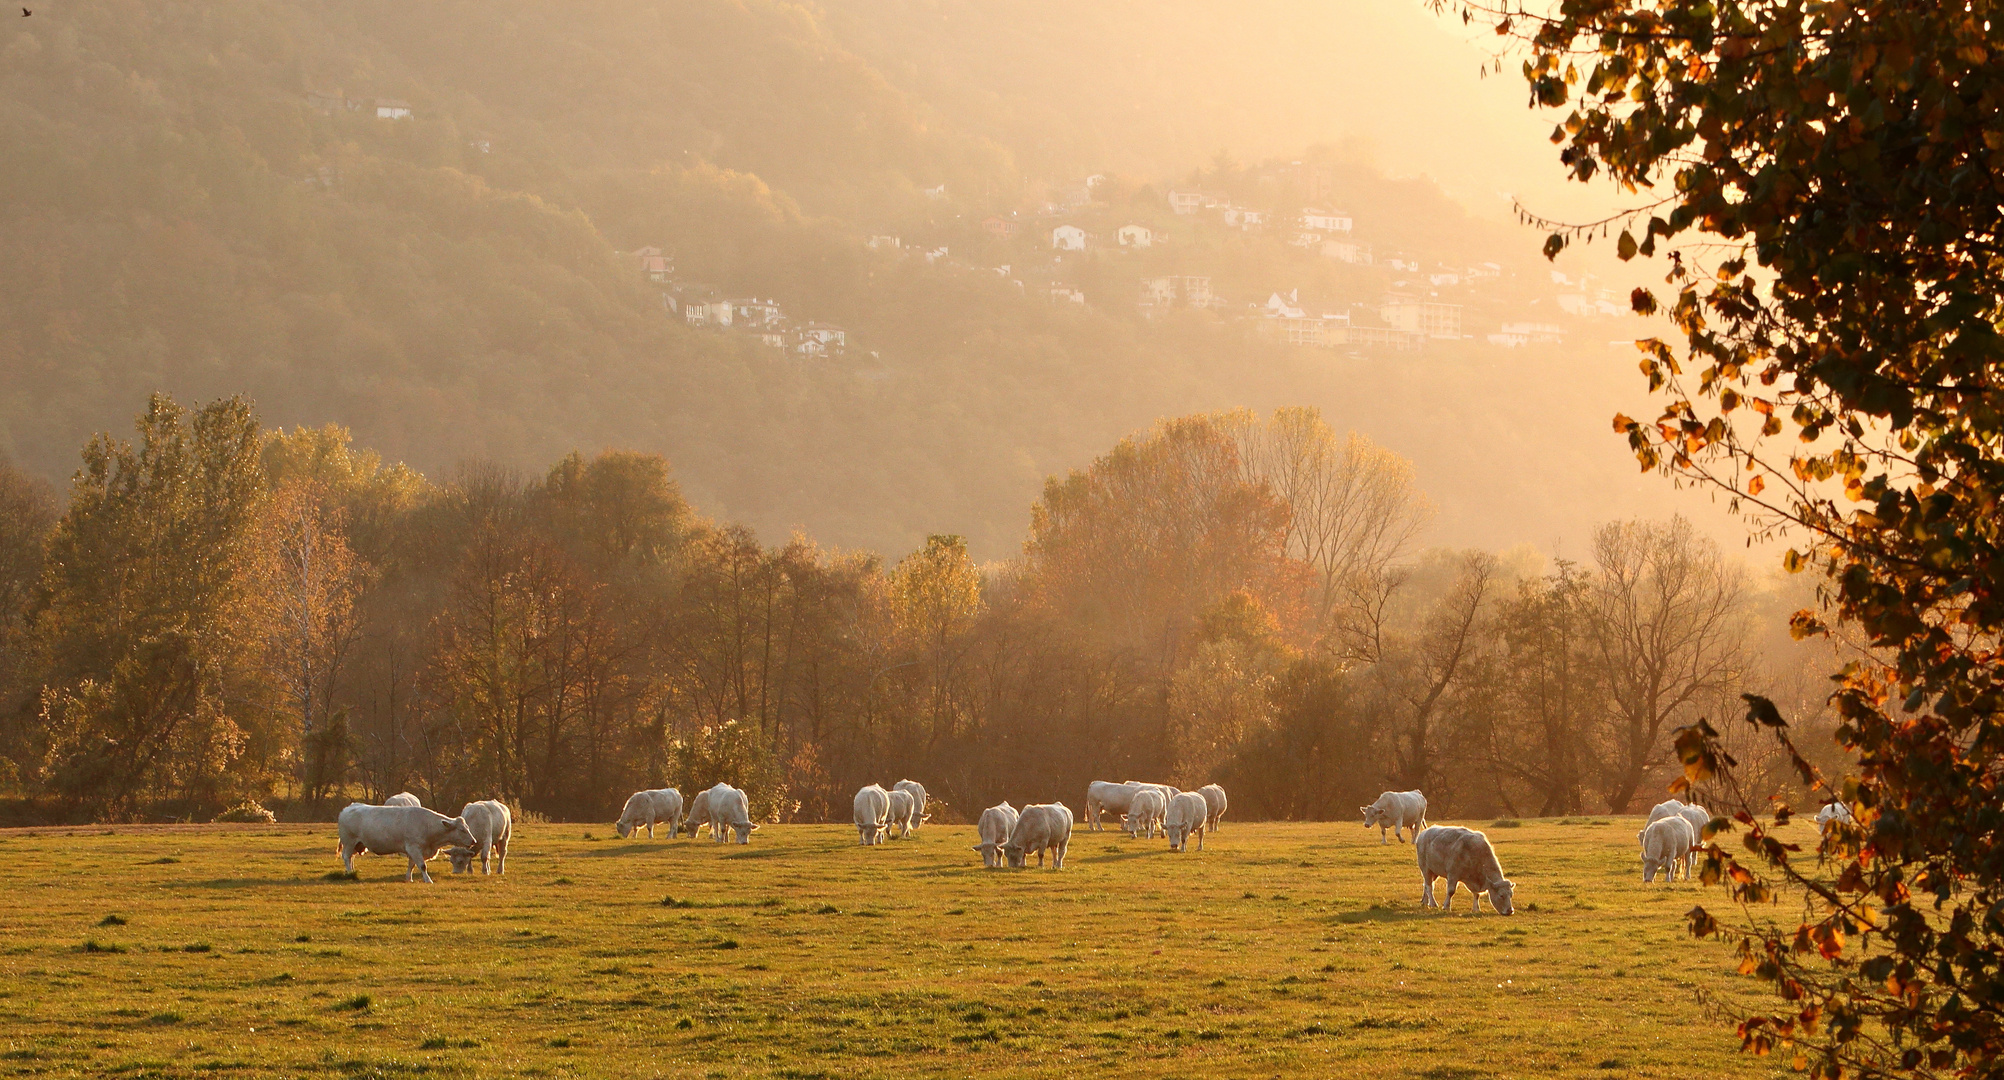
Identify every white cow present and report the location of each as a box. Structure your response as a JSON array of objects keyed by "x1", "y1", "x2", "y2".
[
  {"x1": 1002, "y1": 803, "x2": 1074, "y2": 869},
  {"x1": 681, "y1": 787, "x2": 716, "y2": 839},
  {"x1": 971, "y1": 802, "x2": 1019, "y2": 867},
  {"x1": 1415, "y1": 825, "x2": 1516, "y2": 914},
  {"x1": 887, "y1": 788, "x2": 917, "y2": 839},
  {"x1": 448, "y1": 800, "x2": 512, "y2": 875},
  {"x1": 336, "y1": 804, "x2": 476, "y2": 884},
  {"x1": 1124, "y1": 788, "x2": 1166, "y2": 839},
  {"x1": 1164, "y1": 791, "x2": 1210, "y2": 852},
  {"x1": 1361, "y1": 790, "x2": 1429, "y2": 844},
  {"x1": 1677, "y1": 803, "x2": 1711, "y2": 849},
  {"x1": 1816, "y1": 801, "x2": 1855, "y2": 832},
  {"x1": 854, "y1": 784, "x2": 891, "y2": 845},
  {"x1": 893, "y1": 780, "x2": 930, "y2": 832},
  {"x1": 1198, "y1": 784, "x2": 1228, "y2": 831},
  {"x1": 384, "y1": 792, "x2": 422, "y2": 807},
  {"x1": 1645, "y1": 798, "x2": 1688, "y2": 825},
  {"x1": 1126, "y1": 780, "x2": 1180, "y2": 806},
  {"x1": 1639, "y1": 815, "x2": 1694, "y2": 884},
  {"x1": 615, "y1": 788, "x2": 684, "y2": 840},
  {"x1": 705, "y1": 782, "x2": 756, "y2": 844},
  {"x1": 1084, "y1": 781, "x2": 1142, "y2": 832}
]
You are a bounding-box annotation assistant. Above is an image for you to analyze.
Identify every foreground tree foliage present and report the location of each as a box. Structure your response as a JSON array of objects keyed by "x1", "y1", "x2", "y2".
[{"x1": 1461, "y1": 0, "x2": 2004, "y2": 1073}]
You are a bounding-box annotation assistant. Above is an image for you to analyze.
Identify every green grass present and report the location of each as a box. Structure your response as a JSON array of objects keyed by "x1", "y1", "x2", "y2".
[{"x1": 0, "y1": 820, "x2": 1778, "y2": 1078}]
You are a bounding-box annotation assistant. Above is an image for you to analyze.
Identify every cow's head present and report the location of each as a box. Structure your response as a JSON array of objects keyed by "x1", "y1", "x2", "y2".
[
  {"x1": 616, "y1": 818, "x2": 635, "y2": 839},
  {"x1": 1488, "y1": 879, "x2": 1516, "y2": 915},
  {"x1": 729, "y1": 821, "x2": 755, "y2": 844},
  {"x1": 972, "y1": 841, "x2": 998, "y2": 867},
  {"x1": 1361, "y1": 804, "x2": 1383, "y2": 828},
  {"x1": 1002, "y1": 842, "x2": 1027, "y2": 868},
  {"x1": 448, "y1": 845, "x2": 478, "y2": 874}
]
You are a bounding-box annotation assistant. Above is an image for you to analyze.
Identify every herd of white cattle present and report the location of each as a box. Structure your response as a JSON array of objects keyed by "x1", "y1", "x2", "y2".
[{"x1": 329, "y1": 777, "x2": 1854, "y2": 914}]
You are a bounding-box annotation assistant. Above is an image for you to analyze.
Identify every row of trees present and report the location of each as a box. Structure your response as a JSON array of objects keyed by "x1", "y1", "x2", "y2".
[{"x1": 0, "y1": 395, "x2": 1821, "y2": 824}]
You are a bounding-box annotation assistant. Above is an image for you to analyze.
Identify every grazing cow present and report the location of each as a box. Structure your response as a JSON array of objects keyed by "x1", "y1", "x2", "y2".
[
  {"x1": 336, "y1": 804, "x2": 476, "y2": 884},
  {"x1": 1639, "y1": 815, "x2": 1694, "y2": 884},
  {"x1": 971, "y1": 802, "x2": 1019, "y2": 867},
  {"x1": 1676, "y1": 803, "x2": 1711, "y2": 849},
  {"x1": 887, "y1": 788, "x2": 917, "y2": 839},
  {"x1": 1816, "y1": 801, "x2": 1855, "y2": 831},
  {"x1": 681, "y1": 788, "x2": 716, "y2": 839},
  {"x1": 705, "y1": 783, "x2": 756, "y2": 844},
  {"x1": 1361, "y1": 790, "x2": 1429, "y2": 844},
  {"x1": 1198, "y1": 784, "x2": 1228, "y2": 831},
  {"x1": 1124, "y1": 788, "x2": 1166, "y2": 839},
  {"x1": 448, "y1": 800, "x2": 512, "y2": 875},
  {"x1": 1002, "y1": 803, "x2": 1074, "y2": 869},
  {"x1": 1415, "y1": 825, "x2": 1516, "y2": 914},
  {"x1": 1645, "y1": 798, "x2": 1687, "y2": 826},
  {"x1": 854, "y1": 784, "x2": 891, "y2": 845},
  {"x1": 893, "y1": 780, "x2": 930, "y2": 832},
  {"x1": 385, "y1": 792, "x2": 422, "y2": 807},
  {"x1": 1126, "y1": 780, "x2": 1180, "y2": 805},
  {"x1": 1085, "y1": 781, "x2": 1143, "y2": 832},
  {"x1": 1164, "y1": 791, "x2": 1210, "y2": 852},
  {"x1": 615, "y1": 789, "x2": 685, "y2": 840}
]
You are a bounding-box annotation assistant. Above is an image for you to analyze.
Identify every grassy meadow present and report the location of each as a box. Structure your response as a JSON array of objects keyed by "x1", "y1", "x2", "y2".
[{"x1": 0, "y1": 818, "x2": 1786, "y2": 1080}]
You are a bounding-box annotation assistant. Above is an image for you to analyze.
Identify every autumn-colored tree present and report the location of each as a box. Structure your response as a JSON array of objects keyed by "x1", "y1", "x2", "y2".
[
  {"x1": 36, "y1": 394, "x2": 271, "y2": 818},
  {"x1": 1025, "y1": 415, "x2": 1299, "y2": 671},
  {"x1": 1461, "y1": 0, "x2": 2004, "y2": 1071},
  {"x1": 244, "y1": 481, "x2": 367, "y2": 804},
  {"x1": 882, "y1": 534, "x2": 983, "y2": 750},
  {"x1": 0, "y1": 456, "x2": 57, "y2": 787}
]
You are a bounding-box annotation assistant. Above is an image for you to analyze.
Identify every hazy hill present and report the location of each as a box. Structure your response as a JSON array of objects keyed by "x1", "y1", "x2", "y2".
[{"x1": 0, "y1": 0, "x2": 1733, "y2": 561}]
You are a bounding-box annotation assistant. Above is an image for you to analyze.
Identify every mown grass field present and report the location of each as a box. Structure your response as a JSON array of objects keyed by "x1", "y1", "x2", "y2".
[{"x1": 0, "y1": 818, "x2": 1785, "y2": 1080}]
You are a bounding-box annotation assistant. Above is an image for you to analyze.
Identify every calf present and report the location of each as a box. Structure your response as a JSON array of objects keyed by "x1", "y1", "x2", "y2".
[{"x1": 1361, "y1": 790, "x2": 1429, "y2": 844}]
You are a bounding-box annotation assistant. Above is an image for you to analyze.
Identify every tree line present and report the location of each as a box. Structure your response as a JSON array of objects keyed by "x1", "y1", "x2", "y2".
[{"x1": 0, "y1": 394, "x2": 1825, "y2": 824}]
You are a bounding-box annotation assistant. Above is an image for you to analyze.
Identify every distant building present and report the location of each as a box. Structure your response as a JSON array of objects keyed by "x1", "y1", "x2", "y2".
[
  {"x1": 730, "y1": 298, "x2": 784, "y2": 328},
  {"x1": 1380, "y1": 294, "x2": 1463, "y2": 339},
  {"x1": 1044, "y1": 285, "x2": 1085, "y2": 305},
  {"x1": 1490, "y1": 321, "x2": 1564, "y2": 347},
  {"x1": 981, "y1": 215, "x2": 1018, "y2": 239},
  {"x1": 1321, "y1": 240, "x2": 1371, "y2": 265},
  {"x1": 1117, "y1": 224, "x2": 1153, "y2": 248},
  {"x1": 1301, "y1": 208, "x2": 1352, "y2": 233},
  {"x1": 866, "y1": 235, "x2": 901, "y2": 251},
  {"x1": 1140, "y1": 275, "x2": 1213, "y2": 308},
  {"x1": 641, "y1": 256, "x2": 675, "y2": 282},
  {"x1": 922, "y1": 184, "x2": 948, "y2": 200},
  {"x1": 1052, "y1": 224, "x2": 1087, "y2": 251},
  {"x1": 1168, "y1": 190, "x2": 1208, "y2": 215},
  {"x1": 375, "y1": 99, "x2": 413, "y2": 120},
  {"x1": 469, "y1": 138, "x2": 492, "y2": 153},
  {"x1": 1223, "y1": 206, "x2": 1267, "y2": 228},
  {"x1": 306, "y1": 90, "x2": 348, "y2": 114},
  {"x1": 798, "y1": 322, "x2": 847, "y2": 350}
]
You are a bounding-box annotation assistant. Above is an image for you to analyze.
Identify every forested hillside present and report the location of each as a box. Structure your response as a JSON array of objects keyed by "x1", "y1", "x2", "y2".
[{"x1": 0, "y1": 0, "x2": 1698, "y2": 561}]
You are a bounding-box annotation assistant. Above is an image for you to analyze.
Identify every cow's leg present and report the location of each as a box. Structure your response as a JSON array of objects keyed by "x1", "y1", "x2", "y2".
[
  {"x1": 1054, "y1": 839, "x2": 1067, "y2": 869},
  {"x1": 1380, "y1": 826, "x2": 1389, "y2": 845},
  {"x1": 1420, "y1": 870, "x2": 1435, "y2": 909},
  {"x1": 1443, "y1": 877, "x2": 1459, "y2": 911},
  {"x1": 341, "y1": 842, "x2": 356, "y2": 874},
  {"x1": 1195, "y1": 825, "x2": 1204, "y2": 852}
]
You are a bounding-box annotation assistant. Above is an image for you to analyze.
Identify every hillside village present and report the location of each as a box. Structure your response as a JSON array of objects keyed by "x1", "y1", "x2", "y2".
[{"x1": 629, "y1": 158, "x2": 1636, "y2": 361}]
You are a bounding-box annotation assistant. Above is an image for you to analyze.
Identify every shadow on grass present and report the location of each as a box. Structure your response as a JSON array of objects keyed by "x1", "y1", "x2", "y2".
[
  {"x1": 1070, "y1": 847, "x2": 1172, "y2": 864},
  {"x1": 1325, "y1": 905, "x2": 1432, "y2": 925}
]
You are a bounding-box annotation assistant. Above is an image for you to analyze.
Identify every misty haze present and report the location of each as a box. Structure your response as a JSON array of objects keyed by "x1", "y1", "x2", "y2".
[{"x1": 0, "y1": 2, "x2": 1994, "y2": 1080}]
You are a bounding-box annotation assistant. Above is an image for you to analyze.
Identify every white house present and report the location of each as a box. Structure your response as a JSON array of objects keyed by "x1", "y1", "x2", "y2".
[
  {"x1": 1045, "y1": 285, "x2": 1085, "y2": 305},
  {"x1": 1381, "y1": 294, "x2": 1463, "y2": 339},
  {"x1": 1223, "y1": 206, "x2": 1267, "y2": 228},
  {"x1": 1052, "y1": 224, "x2": 1087, "y2": 251},
  {"x1": 866, "y1": 235, "x2": 901, "y2": 251},
  {"x1": 375, "y1": 99, "x2": 413, "y2": 120},
  {"x1": 683, "y1": 297, "x2": 732, "y2": 329},
  {"x1": 641, "y1": 256, "x2": 674, "y2": 282},
  {"x1": 1168, "y1": 190, "x2": 1207, "y2": 215},
  {"x1": 1117, "y1": 224, "x2": 1153, "y2": 248},
  {"x1": 799, "y1": 322, "x2": 847, "y2": 349},
  {"x1": 1490, "y1": 321, "x2": 1565, "y2": 347},
  {"x1": 730, "y1": 298, "x2": 783, "y2": 328},
  {"x1": 922, "y1": 184, "x2": 947, "y2": 200},
  {"x1": 1321, "y1": 240, "x2": 1371, "y2": 265},
  {"x1": 1302, "y1": 208, "x2": 1353, "y2": 233}
]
